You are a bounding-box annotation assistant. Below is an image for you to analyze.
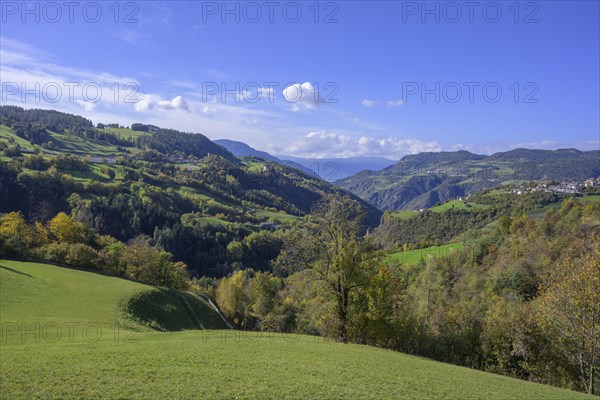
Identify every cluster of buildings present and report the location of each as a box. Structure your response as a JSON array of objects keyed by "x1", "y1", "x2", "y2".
[{"x1": 510, "y1": 177, "x2": 600, "y2": 195}]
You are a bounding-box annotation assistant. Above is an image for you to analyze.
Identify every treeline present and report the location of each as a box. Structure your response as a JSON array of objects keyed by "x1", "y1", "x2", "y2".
[
  {"x1": 207, "y1": 196, "x2": 599, "y2": 395},
  {"x1": 134, "y1": 129, "x2": 234, "y2": 160},
  {"x1": 0, "y1": 105, "x2": 93, "y2": 132},
  {"x1": 0, "y1": 211, "x2": 189, "y2": 289},
  {"x1": 0, "y1": 106, "x2": 131, "y2": 148}
]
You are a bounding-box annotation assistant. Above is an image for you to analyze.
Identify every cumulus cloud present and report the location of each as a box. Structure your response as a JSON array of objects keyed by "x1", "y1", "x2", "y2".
[
  {"x1": 134, "y1": 95, "x2": 155, "y2": 111},
  {"x1": 387, "y1": 99, "x2": 405, "y2": 108},
  {"x1": 158, "y1": 95, "x2": 189, "y2": 110},
  {"x1": 134, "y1": 95, "x2": 189, "y2": 112},
  {"x1": 271, "y1": 131, "x2": 441, "y2": 159},
  {"x1": 282, "y1": 82, "x2": 321, "y2": 111},
  {"x1": 361, "y1": 99, "x2": 377, "y2": 108}
]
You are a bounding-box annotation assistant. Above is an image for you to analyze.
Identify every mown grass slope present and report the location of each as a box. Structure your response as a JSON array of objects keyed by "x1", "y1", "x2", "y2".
[
  {"x1": 1, "y1": 260, "x2": 596, "y2": 399},
  {"x1": 123, "y1": 288, "x2": 226, "y2": 331},
  {"x1": 0, "y1": 260, "x2": 225, "y2": 339}
]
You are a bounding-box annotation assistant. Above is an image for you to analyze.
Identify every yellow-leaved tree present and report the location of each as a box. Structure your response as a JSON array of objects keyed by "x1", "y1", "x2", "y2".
[
  {"x1": 48, "y1": 212, "x2": 87, "y2": 244},
  {"x1": 0, "y1": 211, "x2": 32, "y2": 256},
  {"x1": 537, "y1": 240, "x2": 599, "y2": 395}
]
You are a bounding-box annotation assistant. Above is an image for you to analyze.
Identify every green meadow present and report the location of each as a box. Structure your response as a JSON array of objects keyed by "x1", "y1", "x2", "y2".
[
  {"x1": 387, "y1": 243, "x2": 465, "y2": 266},
  {"x1": 1, "y1": 260, "x2": 594, "y2": 399}
]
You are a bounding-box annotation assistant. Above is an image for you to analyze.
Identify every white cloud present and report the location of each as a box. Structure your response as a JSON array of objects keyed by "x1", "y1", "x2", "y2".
[
  {"x1": 361, "y1": 99, "x2": 377, "y2": 108},
  {"x1": 270, "y1": 131, "x2": 441, "y2": 159},
  {"x1": 387, "y1": 99, "x2": 405, "y2": 108},
  {"x1": 282, "y1": 82, "x2": 321, "y2": 111},
  {"x1": 134, "y1": 95, "x2": 155, "y2": 112},
  {"x1": 158, "y1": 95, "x2": 189, "y2": 111},
  {"x1": 133, "y1": 95, "x2": 189, "y2": 112}
]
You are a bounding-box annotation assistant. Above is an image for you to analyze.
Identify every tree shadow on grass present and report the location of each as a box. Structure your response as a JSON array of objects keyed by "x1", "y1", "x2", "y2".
[{"x1": 0, "y1": 265, "x2": 33, "y2": 278}]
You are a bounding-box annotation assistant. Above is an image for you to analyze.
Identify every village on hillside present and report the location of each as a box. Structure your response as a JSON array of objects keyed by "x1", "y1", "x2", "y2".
[{"x1": 509, "y1": 177, "x2": 600, "y2": 195}]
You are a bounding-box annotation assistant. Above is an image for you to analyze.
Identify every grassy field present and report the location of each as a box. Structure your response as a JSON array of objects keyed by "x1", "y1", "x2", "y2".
[
  {"x1": 390, "y1": 200, "x2": 489, "y2": 219},
  {"x1": 387, "y1": 243, "x2": 464, "y2": 265},
  {"x1": 102, "y1": 127, "x2": 151, "y2": 140},
  {"x1": 525, "y1": 202, "x2": 564, "y2": 219},
  {"x1": 244, "y1": 159, "x2": 266, "y2": 173},
  {"x1": 254, "y1": 209, "x2": 300, "y2": 222},
  {"x1": 389, "y1": 210, "x2": 419, "y2": 219},
  {"x1": 178, "y1": 186, "x2": 299, "y2": 223},
  {"x1": 429, "y1": 200, "x2": 490, "y2": 212},
  {"x1": 1, "y1": 260, "x2": 596, "y2": 399},
  {"x1": 47, "y1": 131, "x2": 121, "y2": 156},
  {"x1": 196, "y1": 216, "x2": 233, "y2": 226},
  {"x1": 582, "y1": 194, "x2": 600, "y2": 202},
  {"x1": 0, "y1": 125, "x2": 38, "y2": 151},
  {"x1": 0, "y1": 260, "x2": 225, "y2": 339},
  {"x1": 177, "y1": 185, "x2": 216, "y2": 202},
  {"x1": 0, "y1": 124, "x2": 125, "y2": 156},
  {"x1": 429, "y1": 200, "x2": 471, "y2": 212}
]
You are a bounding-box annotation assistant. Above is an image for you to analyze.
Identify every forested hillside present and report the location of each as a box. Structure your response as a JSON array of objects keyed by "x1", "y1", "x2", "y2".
[
  {"x1": 0, "y1": 107, "x2": 380, "y2": 277},
  {"x1": 337, "y1": 148, "x2": 600, "y2": 210}
]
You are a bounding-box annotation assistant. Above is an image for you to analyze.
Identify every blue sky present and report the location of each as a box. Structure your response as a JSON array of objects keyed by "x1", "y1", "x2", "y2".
[{"x1": 1, "y1": 1, "x2": 599, "y2": 158}]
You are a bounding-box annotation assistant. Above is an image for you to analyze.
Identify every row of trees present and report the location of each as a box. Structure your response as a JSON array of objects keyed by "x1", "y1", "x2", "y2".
[
  {"x1": 0, "y1": 105, "x2": 93, "y2": 133},
  {"x1": 0, "y1": 211, "x2": 189, "y2": 289}
]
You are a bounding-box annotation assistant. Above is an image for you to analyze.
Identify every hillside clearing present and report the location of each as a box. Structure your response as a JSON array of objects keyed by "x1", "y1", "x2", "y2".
[{"x1": 387, "y1": 243, "x2": 464, "y2": 266}]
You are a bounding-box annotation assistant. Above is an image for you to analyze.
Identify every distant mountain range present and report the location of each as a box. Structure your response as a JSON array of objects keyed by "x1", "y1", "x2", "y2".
[
  {"x1": 214, "y1": 139, "x2": 395, "y2": 181},
  {"x1": 336, "y1": 148, "x2": 600, "y2": 211},
  {"x1": 278, "y1": 155, "x2": 396, "y2": 181},
  {"x1": 214, "y1": 139, "x2": 315, "y2": 177}
]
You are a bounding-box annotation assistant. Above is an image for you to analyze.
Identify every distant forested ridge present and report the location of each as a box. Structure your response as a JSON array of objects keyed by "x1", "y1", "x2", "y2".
[{"x1": 337, "y1": 148, "x2": 600, "y2": 211}]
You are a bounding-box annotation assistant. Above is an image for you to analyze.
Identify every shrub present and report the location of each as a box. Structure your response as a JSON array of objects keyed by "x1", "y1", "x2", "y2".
[
  {"x1": 65, "y1": 243, "x2": 99, "y2": 269},
  {"x1": 38, "y1": 242, "x2": 70, "y2": 263}
]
